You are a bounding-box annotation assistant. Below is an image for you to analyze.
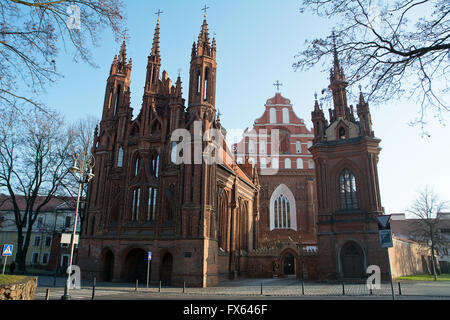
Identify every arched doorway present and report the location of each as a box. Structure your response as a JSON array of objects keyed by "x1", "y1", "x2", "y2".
[
  {"x1": 102, "y1": 250, "x2": 114, "y2": 282},
  {"x1": 123, "y1": 248, "x2": 147, "y2": 283},
  {"x1": 283, "y1": 253, "x2": 295, "y2": 276},
  {"x1": 160, "y1": 252, "x2": 173, "y2": 286},
  {"x1": 340, "y1": 241, "x2": 365, "y2": 279}
]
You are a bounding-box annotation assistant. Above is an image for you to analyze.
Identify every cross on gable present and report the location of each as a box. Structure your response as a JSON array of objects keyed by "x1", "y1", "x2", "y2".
[{"x1": 274, "y1": 80, "x2": 283, "y2": 92}]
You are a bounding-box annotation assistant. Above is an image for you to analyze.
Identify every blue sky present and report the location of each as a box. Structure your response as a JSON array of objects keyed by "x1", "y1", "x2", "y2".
[{"x1": 40, "y1": 0, "x2": 449, "y2": 215}]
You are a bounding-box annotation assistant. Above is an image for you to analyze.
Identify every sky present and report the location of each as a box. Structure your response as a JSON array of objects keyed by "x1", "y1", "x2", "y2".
[{"x1": 40, "y1": 0, "x2": 449, "y2": 216}]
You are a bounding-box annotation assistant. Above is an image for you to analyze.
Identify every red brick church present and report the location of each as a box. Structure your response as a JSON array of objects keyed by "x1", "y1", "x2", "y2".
[{"x1": 78, "y1": 14, "x2": 389, "y2": 286}]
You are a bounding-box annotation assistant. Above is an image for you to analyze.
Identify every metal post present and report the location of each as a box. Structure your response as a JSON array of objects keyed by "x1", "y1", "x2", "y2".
[
  {"x1": 61, "y1": 181, "x2": 83, "y2": 300},
  {"x1": 301, "y1": 278, "x2": 305, "y2": 295},
  {"x1": 260, "y1": 282, "x2": 263, "y2": 296},
  {"x1": 183, "y1": 281, "x2": 186, "y2": 294},
  {"x1": 342, "y1": 280, "x2": 345, "y2": 296},
  {"x1": 159, "y1": 280, "x2": 161, "y2": 293},
  {"x1": 2, "y1": 256, "x2": 7, "y2": 275},
  {"x1": 386, "y1": 248, "x2": 395, "y2": 300},
  {"x1": 135, "y1": 279, "x2": 138, "y2": 292},
  {"x1": 146, "y1": 259, "x2": 150, "y2": 289},
  {"x1": 398, "y1": 282, "x2": 402, "y2": 296},
  {"x1": 91, "y1": 277, "x2": 96, "y2": 300},
  {"x1": 45, "y1": 288, "x2": 50, "y2": 300}
]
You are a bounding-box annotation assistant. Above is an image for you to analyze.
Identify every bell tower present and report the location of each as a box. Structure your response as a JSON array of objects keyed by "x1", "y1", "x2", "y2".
[
  {"x1": 310, "y1": 35, "x2": 389, "y2": 281},
  {"x1": 102, "y1": 41, "x2": 132, "y2": 122},
  {"x1": 188, "y1": 11, "x2": 217, "y2": 119}
]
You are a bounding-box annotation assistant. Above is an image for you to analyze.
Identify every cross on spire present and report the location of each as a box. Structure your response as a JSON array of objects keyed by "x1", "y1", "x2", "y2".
[
  {"x1": 202, "y1": 5, "x2": 210, "y2": 18},
  {"x1": 273, "y1": 80, "x2": 283, "y2": 92},
  {"x1": 155, "y1": 9, "x2": 163, "y2": 22}
]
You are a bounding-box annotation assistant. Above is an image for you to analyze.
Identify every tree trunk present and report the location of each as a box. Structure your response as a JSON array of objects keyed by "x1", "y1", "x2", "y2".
[{"x1": 431, "y1": 245, "x2": 438, "y2": 281}]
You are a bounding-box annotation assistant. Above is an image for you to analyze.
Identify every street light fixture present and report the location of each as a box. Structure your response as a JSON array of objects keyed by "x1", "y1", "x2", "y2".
[{"x1": 61, "y1": 151, "x2": 95, "y2": 300}]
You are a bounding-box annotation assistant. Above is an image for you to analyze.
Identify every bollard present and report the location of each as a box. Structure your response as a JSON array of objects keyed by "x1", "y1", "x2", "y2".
[
  {"x1": 183, "y1": 281, "x2": 186, "y2": 294},
  {"x1": 91, "y1": 277, "x2": 96, "y2": 300},
  {"x1": 301, "y1": 279, "x2": 305, "y2": 296},
  {"x1": 398, "y1": 282, "x2": 402, "y2": 296},
  {"x1": 45, "y1": 288, "x2": 50, "y2": 300},
  {"x1": 342, "y1": 281, "x2": 345, "y2": 296},
  {"x1": 370, "y1": 288, "x2": 373, "y2": 295},
  {"x1": 260, "y1": 282, "x2": 263, "y2": 296},
  {"x1": 159, "y1": 280, "x2": 162, "y2": 293},
  {"x1": 135, "y1": 279, "x2": 138, "y2": 292}
]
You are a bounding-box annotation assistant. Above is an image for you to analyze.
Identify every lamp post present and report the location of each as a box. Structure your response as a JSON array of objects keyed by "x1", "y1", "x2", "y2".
[{"x1": 61, "y1": 151, "x2": 94, "y2": 300}]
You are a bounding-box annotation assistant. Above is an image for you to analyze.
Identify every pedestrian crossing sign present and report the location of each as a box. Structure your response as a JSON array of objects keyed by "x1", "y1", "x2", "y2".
[{"x1": 2, "y1": 244, "x2": 13, "y2": 256}]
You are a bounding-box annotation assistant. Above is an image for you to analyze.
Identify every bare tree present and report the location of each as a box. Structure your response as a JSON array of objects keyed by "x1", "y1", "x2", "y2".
[
  {"x1": 407, "y1": 186, "x2": 448, "y2": 280},
  {"x1": 0, "y1": 105, "x2": 73, "y2": 272},
  {"x1": 0, "y1": 0, "x2": 125, "y2": 112},
  {"x1": 294, "y1": 0, "x2": 449, "y2": 126}
]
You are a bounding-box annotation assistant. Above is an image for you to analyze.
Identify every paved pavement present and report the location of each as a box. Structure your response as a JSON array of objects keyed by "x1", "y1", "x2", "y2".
[{"x1": 34, "y1": 276, "x2": 450, "y2": 300}]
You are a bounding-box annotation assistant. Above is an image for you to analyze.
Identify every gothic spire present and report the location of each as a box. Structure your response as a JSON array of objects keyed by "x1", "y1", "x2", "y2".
[{"x1": 150, "y1": 20, "x2": 161, "y2": 62}]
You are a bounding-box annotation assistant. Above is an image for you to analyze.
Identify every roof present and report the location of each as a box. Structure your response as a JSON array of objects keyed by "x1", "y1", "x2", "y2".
[
  {"x1": 0, "y1": 194, "x2": 77, "y2": 212},
  {"x1": 218, "y1": 139, "x2": 255, "y2": 185}
]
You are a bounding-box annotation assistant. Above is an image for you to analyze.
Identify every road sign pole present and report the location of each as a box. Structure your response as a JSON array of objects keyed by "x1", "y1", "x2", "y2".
[
  {"x1": 2, "y1": 256, "x2": 7, "y2": 275},
  {"x1": 386, "y1": 247, "x2": 395, "y2": 300}
]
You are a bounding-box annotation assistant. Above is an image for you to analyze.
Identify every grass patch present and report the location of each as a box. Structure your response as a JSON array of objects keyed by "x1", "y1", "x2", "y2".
[
  {"x1": 395, "y1": 274, "x2": 450, "y2": 281},
  {"x1": 0, "y1": 275, "x2": 26, "y2": 285}
]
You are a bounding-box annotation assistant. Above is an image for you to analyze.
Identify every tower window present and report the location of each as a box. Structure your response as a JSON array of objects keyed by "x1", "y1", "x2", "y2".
[
  {"x1": 204, "y1": 67, "x2": 209, "y2": 102},
  {"x1": 197, "y1": 71, "x2": 201, "y2": 93},
  {"x1": 339, "y1": 169, "x2": 358, "y2": 209},
  {"x1": 339, "y1": 127, "x2": 347, "y2": 140},
  {"x1": 285, "y1": 159, "x2": 291, "y2": 169},
  {"x1": 114, "y1": 84, "x2": 121, "y2": 116},
  {"x1": 297, "y1": 159, "x2": 303, "y2": 169},
  {"x1": 134, "y1": 156, "x2": 140, "y2": 177},
  {"x1": 117, "y1": 147, "x2": 124, "y2": 168},
  {"x1": 274, "y1": 194, "x2": 291, "y2": 229}
]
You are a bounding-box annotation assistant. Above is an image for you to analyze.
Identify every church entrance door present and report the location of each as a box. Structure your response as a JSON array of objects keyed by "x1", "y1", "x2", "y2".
[
  {"x1": 283, "y1": 253, "x2": 295, "y2": 275},
  {"x1": 341, "y1": 241, "x2": 365, "y2": 279},
  {"x1": 160, "y1": 253, "x2": 173, "y2": 286}
]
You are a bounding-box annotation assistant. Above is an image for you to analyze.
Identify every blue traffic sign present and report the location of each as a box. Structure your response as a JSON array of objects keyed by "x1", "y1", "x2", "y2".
[
  {"x1": 2, "y1": 244, "x2": 13, "y2": 257},
  {"x1": 148, "y1": 252, "x2": 152, "y2": 260}
]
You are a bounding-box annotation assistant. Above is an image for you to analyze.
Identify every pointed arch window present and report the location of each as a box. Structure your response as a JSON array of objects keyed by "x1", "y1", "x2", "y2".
[
  {"x1": 152, "y1": 154, "x2": 160, "y2": 178},
  {"x1": 117, "y1": 147, "x2": 124, "y2": 168},
  {"x1": 131, "y1": 188, "x2": 141, "y2": 221},
  {"x1": 147, "y1": 187, "x2": 157, "y2": 222},
  {"x1": 114, "y1": 84, "x2": 121, "y2": 116},
  {"x1": 339, "y1": 169, "x2": 358, "y2": 209},
  {"x1": 134, "y1": 156, "x2": 140, "y2": 177},
  {"x1": 274, "y1": 195, "x2": 291, "y2": 229},
  {"x1": 204, "y1": 67, "x2": 209, "y2": 102},
  {"x1": 270, "y1": 184, "x2": 297, "y2": 231}
]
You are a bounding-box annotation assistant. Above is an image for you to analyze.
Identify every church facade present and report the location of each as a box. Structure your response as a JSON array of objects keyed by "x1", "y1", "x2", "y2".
[
  {"x1": 77, "y1": 16, "x2": 260, "y2": 288},
  {"x1": 78, "y1": 15, "x2": 389, "y2": 286}
]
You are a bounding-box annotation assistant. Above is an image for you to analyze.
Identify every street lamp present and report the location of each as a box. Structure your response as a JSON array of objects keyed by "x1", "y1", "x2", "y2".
[{"x1": 61, "y1": 152, "x2": 95, "y2": 300}]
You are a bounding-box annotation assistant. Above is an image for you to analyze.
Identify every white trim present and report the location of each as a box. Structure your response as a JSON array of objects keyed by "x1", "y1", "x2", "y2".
[{"x1": 269, "y1": 184, "x2": 297, "y2": 231}]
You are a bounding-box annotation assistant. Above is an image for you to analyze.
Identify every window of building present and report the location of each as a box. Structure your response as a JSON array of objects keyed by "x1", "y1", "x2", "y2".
[
  {"x1": 269, "y1": 184, "x2": 297, "y2": 231},
  {"x1": 132, "y1": 188, "x2": 141, "y2": 221},
  {"x1": 65, "y1": 216, "x2": 71, "y2": 228},
  {"x1": 42, "y1": 253, "x2": 49, "y2": 264},
  {"x1": 339, "y1": 169, "x2": 358, "y2": 209},
  {"x1": 309, "y1": 159, "x2": 315, "y2": 169},
  {"x1": 259, "y1": 141, "x2": 267, "y2": 154},
  {"x1": 297, "y1": 159, "x2": 303, "y2": 169},
  {"x1": 37, "y1": 217, "x2": 43, "y2": 228},
  {"x1": 45, "y1": 237, "x2": 52, "y2": 247},
  {"x1": 117, "y1": 147, "x2": 124, "y2": 167},
  {"x1": 282, "y1": 108, "x2": 289, "y2": 124},
  {"x1": 153, "y1": 154, "x2": 160, "y2": 178},
  {"x1": 270, "y1": 108, "x2": 276, "y2": 124},
  {"x1": 296, "y1": 141, "x2": 302, "y2": 154},
  {"x1": 134, "y1": 156, "x2": 140, "y2": 177},
  {"x1": 34, "y1": 236, "x2": 41, "y2": 247},
  {"x1": 260, "y1": 158, "x2": 267, "y2": 168},
  {"x1": 271, "y1": 158, "x2": 279, "y2": 169},
  {"x1": 147, "y1": 187, "x2": 157, "y2": 222},
  {"x1": 307, "y1": 141, "x2": 313, "y2": 154},
  {"x1": 32, "y1": 253, "x2": 39, "y2": 264},
  {"x1": 285, "y1": 159, "x2": 291, "y2": 169},
  {"x1": 248, "y1": 140, "x2": 255, "y2": 154}
]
